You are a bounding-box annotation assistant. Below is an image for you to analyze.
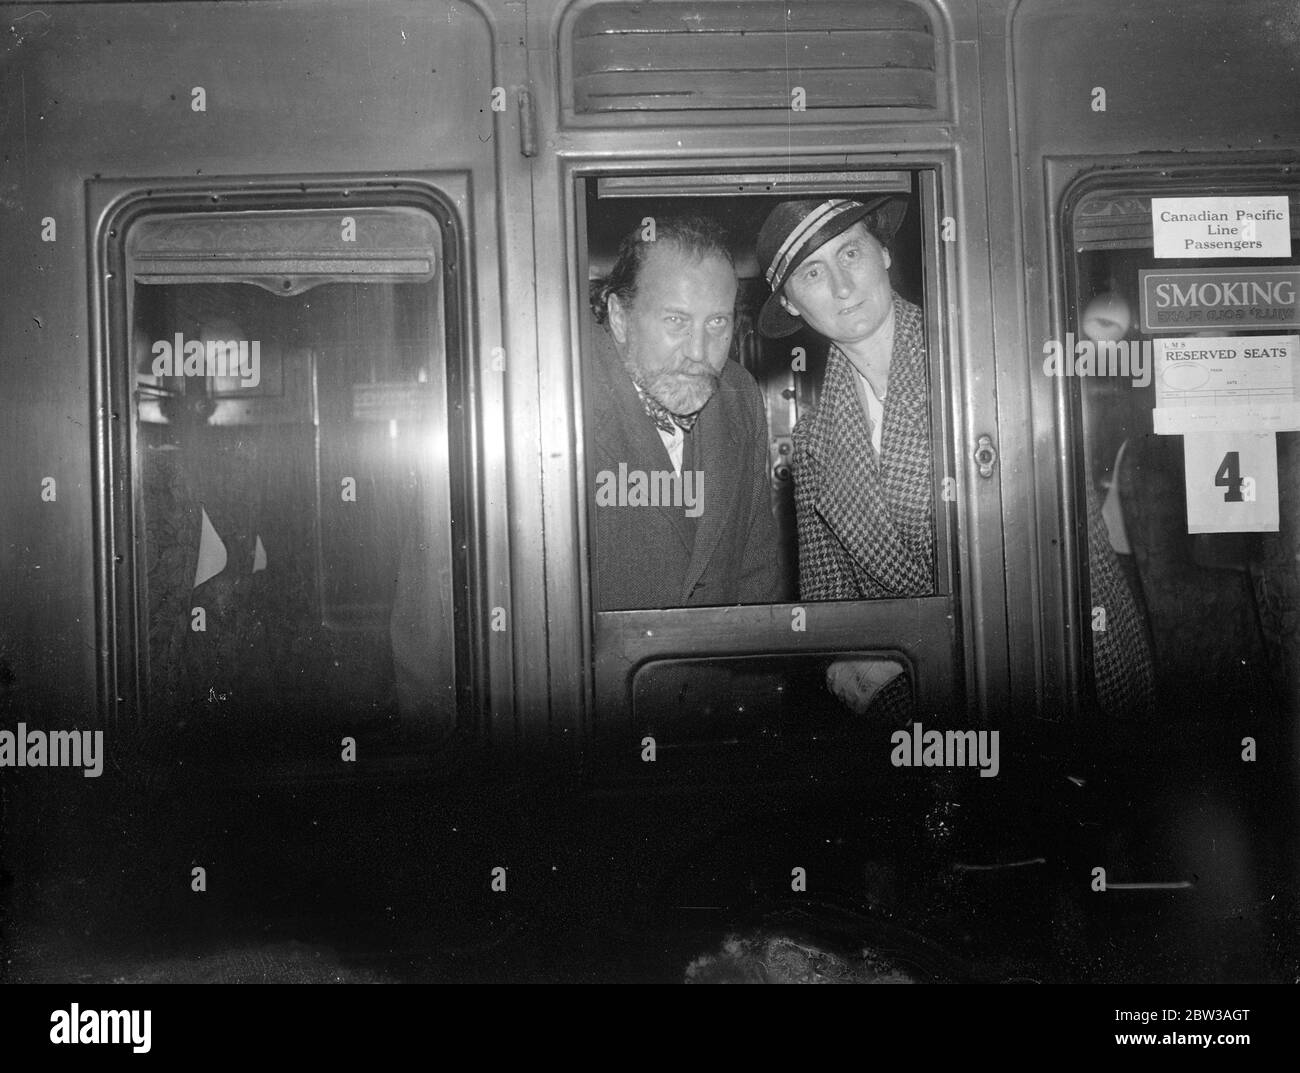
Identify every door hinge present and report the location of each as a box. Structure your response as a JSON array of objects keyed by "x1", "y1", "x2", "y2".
[{"x1": 517, "y1": 87, "x2": 537, "y2": 158}]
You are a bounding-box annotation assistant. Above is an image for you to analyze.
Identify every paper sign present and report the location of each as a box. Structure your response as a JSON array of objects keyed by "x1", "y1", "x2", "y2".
[
  {"x1": 1140, "y1": 268, "x2": 1300, "y2": 332},
  {"x1": 1152, "y1": 196, "x2": 1291, "y2": 259},
  {"x1": 1152, "y1": 333, "x2": 1300, "y2": 434},
  {"x1": 1183, "y1": 432, "x2": 1278, "y2": 533}
]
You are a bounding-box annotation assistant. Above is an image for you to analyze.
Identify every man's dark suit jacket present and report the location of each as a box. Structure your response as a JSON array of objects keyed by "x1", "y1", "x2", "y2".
[{"x1": 588, "y1": 327, "x2": 786, "y2": 610}]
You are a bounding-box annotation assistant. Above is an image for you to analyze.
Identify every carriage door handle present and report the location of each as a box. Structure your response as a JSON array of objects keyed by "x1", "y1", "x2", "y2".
[{"x1": 973, "y1": 434, "x2": 998, "y2": 479}]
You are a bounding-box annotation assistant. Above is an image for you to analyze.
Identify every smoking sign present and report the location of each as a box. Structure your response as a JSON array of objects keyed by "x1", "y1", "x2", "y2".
[
  {"x1": 1151, "y1": 196, "x2": 1291, "y2": 259},
  {"x1": 1140, "y1": 268, "x2": 1300, "y2": 332}
]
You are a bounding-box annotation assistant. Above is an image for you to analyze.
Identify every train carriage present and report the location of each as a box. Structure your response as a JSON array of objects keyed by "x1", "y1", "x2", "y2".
[{"x1": 1, "y1": 0, "x2": 1297, "y2": 985}]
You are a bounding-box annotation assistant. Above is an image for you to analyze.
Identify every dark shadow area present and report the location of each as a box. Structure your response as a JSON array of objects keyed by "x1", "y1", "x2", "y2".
[{"x1": 3, "y1": 692, "x2": 1294, "y2": 984}]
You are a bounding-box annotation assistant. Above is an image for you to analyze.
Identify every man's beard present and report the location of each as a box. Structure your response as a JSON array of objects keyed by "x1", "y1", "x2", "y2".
[{"x1": 631, "y1": 366, "x2": 721, "y2": 418}]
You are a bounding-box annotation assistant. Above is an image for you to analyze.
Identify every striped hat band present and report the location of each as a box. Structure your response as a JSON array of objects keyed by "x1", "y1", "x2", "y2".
[{"x1": 763, "y1": 199, "x2": 864, "y2": 287}]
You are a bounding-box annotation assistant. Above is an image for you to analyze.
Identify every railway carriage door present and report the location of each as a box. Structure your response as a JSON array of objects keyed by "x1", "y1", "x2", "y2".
[
  {"x1": 996, "y1": 0, "x2": 1300, "y2": 725},
  {"x1": 530, "y1": 0, "x2": 1008, "y2": 758},
  {"x1": 26, "y1": 0, "x2": 539, "y2": 758},
  {"x1": 988, "y1": 0, "x2": 1300, "y2": 978},
  {"x1": 0, "y1": 0, "x2": 528, "y2": 759}
]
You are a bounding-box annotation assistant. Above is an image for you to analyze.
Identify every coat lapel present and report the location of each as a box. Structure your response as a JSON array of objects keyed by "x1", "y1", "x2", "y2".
[
  {"x1": 812, "y1": 352, "x2": 894, "y2": 586},
  {"x1": 680, "y1": 377, "x2": 743, "y2": 601},
  {"x1": 807, "y1": 297, "x2": 935, "y2": 597},
  {"x1": 591, "y1": 330, "x2": 695, "y2": 554}
]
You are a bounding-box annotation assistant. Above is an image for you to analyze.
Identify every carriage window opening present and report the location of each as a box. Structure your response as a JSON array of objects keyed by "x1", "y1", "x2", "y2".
[
  {"x1": 580, "y1": 173, "x2": 943, "y2": 612},
  {"x1": 122, "y1": 207, "x2": 463, "y2": 737},
  {"x1": 579, "y1": 170, "x2": 961, "y2": 733},
  {"x1": 1066, "y1": 185, "x2": 1300, "y2": 721}
]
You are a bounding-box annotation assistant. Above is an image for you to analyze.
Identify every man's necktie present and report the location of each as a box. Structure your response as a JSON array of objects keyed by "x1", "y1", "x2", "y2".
[{"x1": 636, "y1": 384, "x2": 700, "y2": 434}]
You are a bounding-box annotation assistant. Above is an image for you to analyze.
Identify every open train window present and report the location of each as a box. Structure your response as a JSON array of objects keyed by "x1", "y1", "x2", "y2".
[
  {"x1": 101, "y1": 200, "x2": 473, "y2": 746},
  {"x1": 1063, "y1": 175, "x2": 1300, "y2": 721},
  {"x1": 576, "y1": 169, "x2": 962, "y2": 748}
]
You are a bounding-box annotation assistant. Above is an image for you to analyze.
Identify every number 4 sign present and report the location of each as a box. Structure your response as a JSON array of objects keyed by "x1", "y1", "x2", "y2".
[{"x1": 1183, "y1": 431, "x2": 1279, "y2": 533}]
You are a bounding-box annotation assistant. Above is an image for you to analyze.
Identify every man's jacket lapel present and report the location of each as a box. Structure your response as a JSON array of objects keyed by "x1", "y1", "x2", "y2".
[
  {"x1": 680, "y1": 378, "x2": 743, "y2": 601},
  {"x1": 591, "y1": 331, "x2": 694, "y2": 555}
]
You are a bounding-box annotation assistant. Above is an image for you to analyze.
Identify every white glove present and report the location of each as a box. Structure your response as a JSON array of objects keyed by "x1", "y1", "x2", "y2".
[{"x1": 825, "y1": 657, "x2": 906, "y2": 716}]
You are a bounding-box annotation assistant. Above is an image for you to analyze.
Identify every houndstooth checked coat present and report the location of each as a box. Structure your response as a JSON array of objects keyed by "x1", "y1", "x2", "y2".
[
  {"x1": 792, "y1": 295, "x2": 935, "y2": 601},
  {"x1": 792, "y1": 294, "x2": 1154, "y2": 717}
]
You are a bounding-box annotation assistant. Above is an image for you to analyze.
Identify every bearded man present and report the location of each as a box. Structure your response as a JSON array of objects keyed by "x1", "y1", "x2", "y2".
[{"x1": 587, "y1": 215, "x2": 785, "y2": 610}]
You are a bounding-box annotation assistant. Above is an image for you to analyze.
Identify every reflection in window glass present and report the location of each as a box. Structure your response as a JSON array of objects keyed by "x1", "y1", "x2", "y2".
[
  {"x1": 1069, "y1": 191, "x2": 1299, "y2": 719},
  {"x1": 129, "y1": 265, "x2": 457, "y2": 731}
]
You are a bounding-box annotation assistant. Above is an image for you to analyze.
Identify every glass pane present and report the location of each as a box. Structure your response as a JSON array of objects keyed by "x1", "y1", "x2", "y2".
[
  {"x1": 582, "y1": 180, "x2": 939, "y2": 610},
  {"x1": 1068, "y1": 191, "x2": 1299, "y2": 719},
  {"x1": 633, "y1": 653, "x2": 915, "y2": 746},
  {"x1": 128, "y1": 256, "x2": 457, "y2": 731}
]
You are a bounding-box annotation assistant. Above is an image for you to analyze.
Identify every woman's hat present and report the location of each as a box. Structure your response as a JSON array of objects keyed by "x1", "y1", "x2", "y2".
[{"x1": 756, "y1": 196, "x2": 908, "y2": 338}]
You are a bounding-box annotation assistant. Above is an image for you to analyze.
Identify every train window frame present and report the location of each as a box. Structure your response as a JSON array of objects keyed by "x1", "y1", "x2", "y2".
[
  {"x1": 1056, "y1": 163, "x2": 1300, "y2": 718},
  {"x1": 90, "y1": 180, "x2": 483, "y2": 741},
  {"x1": 570, "y1": 163, "x2": 966, "y2": 740}
]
